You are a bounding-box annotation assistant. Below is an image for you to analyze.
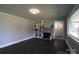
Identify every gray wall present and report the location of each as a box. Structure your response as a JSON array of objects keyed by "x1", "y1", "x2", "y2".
[
  {"x1": 0, "y1": 11, "x2": 33, "y2": 46},
  {"x1": 66, "y1": 5, "x2": 79, "y2": 53},
  {"x1": 43, "y1": 19, "x2": 54, "y2": 28}
]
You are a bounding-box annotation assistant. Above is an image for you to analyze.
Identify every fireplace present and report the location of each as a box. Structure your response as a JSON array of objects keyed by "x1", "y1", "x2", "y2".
[{"x1": 43, "y1": 32, "x2": 51, "y2": 39}]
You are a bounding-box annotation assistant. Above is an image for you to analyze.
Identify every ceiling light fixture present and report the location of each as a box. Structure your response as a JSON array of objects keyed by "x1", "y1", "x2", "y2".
[{"x1": 29, "y1": 8, "x2": 40, "y2": 14}]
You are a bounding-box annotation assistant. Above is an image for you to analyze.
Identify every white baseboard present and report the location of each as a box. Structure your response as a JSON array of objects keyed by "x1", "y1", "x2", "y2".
[{"x1": 0, "y1": 36, "x2": 34, "y2": 49}]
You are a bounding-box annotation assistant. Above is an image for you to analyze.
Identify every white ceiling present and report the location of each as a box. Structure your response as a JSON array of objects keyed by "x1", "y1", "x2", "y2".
[{"x1": 0, "y1": 4, "x2": 75, "y2": 20}]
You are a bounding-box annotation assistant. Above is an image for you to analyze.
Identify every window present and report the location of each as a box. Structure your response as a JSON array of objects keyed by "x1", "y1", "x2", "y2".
[{"x1": 67, "y1": 8, "x2": 79, "y2": 41}]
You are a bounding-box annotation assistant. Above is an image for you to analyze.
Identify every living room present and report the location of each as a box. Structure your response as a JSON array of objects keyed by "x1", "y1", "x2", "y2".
[{"x1": 0, "y1": 4, "x2": 78, "y2": 54}]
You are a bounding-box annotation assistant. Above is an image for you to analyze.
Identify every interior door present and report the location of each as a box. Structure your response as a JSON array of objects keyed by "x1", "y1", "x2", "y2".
[{"x1": 53, "y1": 20, "x2": 64, "y2": 38}]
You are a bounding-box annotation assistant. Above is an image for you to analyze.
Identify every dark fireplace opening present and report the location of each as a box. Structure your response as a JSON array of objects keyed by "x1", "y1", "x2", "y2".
[{"x1": 43, "y1": 32, "x2": 51, "y2": 39}]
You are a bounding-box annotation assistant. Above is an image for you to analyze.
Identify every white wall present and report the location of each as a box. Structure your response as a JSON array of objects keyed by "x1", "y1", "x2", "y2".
[{"x1": 0, "y1": 11, "x2": 33, "y2": 47}]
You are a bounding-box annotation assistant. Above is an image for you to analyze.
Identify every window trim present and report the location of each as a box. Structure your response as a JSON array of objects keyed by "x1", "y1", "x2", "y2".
[{"x1": 67, "y1": 33, "x2": 79, "y2": 43}]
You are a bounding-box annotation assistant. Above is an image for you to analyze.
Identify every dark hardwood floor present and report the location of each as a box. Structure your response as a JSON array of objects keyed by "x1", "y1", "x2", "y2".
[{"x1": 0, "y1": 38, "x2": 70, "y2": 54}]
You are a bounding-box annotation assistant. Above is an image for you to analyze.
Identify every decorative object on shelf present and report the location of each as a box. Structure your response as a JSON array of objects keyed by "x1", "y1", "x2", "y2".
[{"x1": 33, "y1": 20, "x2": 44, "y2": 38}]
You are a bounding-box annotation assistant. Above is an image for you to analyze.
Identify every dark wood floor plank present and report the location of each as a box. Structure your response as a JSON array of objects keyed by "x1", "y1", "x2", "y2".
[{"x1": 0, "y1": 38, "x2": 70, "y2": 54}]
